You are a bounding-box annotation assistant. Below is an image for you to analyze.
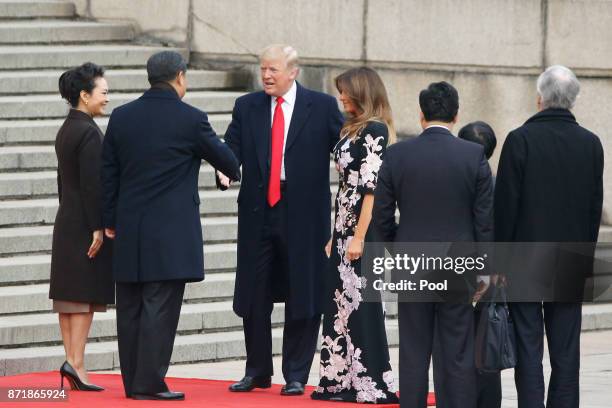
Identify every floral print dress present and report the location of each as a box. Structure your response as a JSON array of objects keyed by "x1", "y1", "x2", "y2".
[{"x1": 312, "y1": 121, "x2": 398, "y2": 404}]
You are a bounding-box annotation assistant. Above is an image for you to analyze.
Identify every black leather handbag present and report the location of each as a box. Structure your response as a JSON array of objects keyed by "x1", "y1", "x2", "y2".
[{"x1": 474, "y1": 284, "x2": 517, "y2": 372}]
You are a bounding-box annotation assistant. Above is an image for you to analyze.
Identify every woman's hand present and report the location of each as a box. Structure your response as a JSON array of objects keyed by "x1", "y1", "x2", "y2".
[
  {"x1": 88, "y1": 230, "x2": 104, "y2": 259},
  {"x1": 346, "y1": 236, "x2": 364, "y2": 261},
  {"x1": 324, "y1": 239, "x2": 332, "y2": 258}
]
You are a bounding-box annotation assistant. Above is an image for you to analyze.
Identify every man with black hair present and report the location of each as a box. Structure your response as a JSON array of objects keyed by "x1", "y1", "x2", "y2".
[
  {"x1": 101, "y1": 51, "x2": 240, "y2": 400},
  {"x1": 373, "y1": 81, "x2": 494, "y2": 407}
]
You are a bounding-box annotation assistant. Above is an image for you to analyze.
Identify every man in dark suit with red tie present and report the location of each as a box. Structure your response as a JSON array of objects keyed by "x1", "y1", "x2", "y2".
[{"x1": 217, "y1": 44, "x2": 343, "y2": 395}]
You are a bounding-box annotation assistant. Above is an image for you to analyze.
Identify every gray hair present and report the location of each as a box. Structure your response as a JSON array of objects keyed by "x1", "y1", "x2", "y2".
[
  {"x1": 536, "y1": 65, "x2": 580, "y2": 110},
  {"x1": 259, "y1": 44, "x2": 299, "y2": 69},
  {"x1": 146, "y1": 51, "x2": 187, "y2": 85}
]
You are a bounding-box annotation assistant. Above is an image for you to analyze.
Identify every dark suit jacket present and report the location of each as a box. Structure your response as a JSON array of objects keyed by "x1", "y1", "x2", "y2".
[
  {"x1": 50, "y1": 109, "x2": 114, "y2": 304},
  {"x1": 223, "y1": 82, "x2": 343, "y2": 319},
  {"x1": 374, "y1": 126, "x2": 494, "y2": 243},
  {"x1": 373, "y1": 127, "x2": 494, "y2": 297},
  {"x1": 494, "y1": 108, "x2": 604, "y2": 300},
  {"x1": 101, "y1": 88, "x2": 240, "y2": 283}
]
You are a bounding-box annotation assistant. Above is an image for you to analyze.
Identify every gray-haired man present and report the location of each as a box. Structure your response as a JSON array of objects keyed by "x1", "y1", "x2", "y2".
[{"x1": 495, "y1": 65, "x2": 603, "y2": 408}]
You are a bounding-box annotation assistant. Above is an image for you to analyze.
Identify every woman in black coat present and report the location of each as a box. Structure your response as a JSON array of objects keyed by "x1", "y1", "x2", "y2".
[{"x1": 49, "y1": 62, "x2": 113, "y2": 391}]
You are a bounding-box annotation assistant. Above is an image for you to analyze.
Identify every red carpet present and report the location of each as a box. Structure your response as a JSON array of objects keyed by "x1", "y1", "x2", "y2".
[{"x1": 0, "y1": 372, "x2": 435, "y2": 406}]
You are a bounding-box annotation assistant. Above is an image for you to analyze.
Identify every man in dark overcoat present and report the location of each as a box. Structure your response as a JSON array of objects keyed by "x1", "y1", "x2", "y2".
[
  {"x1": 101, "y1": 51, "x2": 240, "y2": 400},
  {"x1": 217, "y1": 44, "x2": 343, "y2": 395},
  {"x1": 495, "y1": 65, "x2": 604, "y2": 408}
]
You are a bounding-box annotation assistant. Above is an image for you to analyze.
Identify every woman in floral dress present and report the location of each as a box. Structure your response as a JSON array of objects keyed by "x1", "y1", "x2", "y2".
[{"x1": 311, "y1": 67, "x2": 398, "y2": 404}]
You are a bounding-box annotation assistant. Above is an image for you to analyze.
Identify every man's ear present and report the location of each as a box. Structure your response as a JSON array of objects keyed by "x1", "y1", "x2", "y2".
[{"x1": 291, "y1": 67, "x2": 299, "y2": 81}]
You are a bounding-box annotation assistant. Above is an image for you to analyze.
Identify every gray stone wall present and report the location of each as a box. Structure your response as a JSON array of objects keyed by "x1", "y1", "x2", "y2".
[{"x1": 75, "y1": 0, "x2": 612, "y2": 223}]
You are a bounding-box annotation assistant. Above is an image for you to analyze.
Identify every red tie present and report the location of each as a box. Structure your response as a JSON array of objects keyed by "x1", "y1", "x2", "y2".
[{"x1": 268, "y1": 96, "x2": 285, "y2": 206}]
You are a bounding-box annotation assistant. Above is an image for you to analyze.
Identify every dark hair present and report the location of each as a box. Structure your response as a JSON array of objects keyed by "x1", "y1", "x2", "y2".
[
  {"x1": 458, "y1": 121, "x2": 497, "y2": 160},
  {"x1": 419, "y1": 81, "x2": 459, "y2": 122},
  {"x1": 147, "y1": 51, "x2": 187, "y2": 85},
  {"x1": 58, "y1": 62, "x2": 105, "y2": 108}
]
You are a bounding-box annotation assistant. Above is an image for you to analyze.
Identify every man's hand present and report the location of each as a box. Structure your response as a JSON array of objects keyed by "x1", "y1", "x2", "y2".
[
  {"x1": 217, "y1": 170, "x2": 231, "y2": 188},
  {"x1": 472, "y1": 275, "x2": 490, "y2": 303},
  {"x1": 88, "y1": 230, "x2": 104, "y2": 259},
  {"x1": 104, "y1": 228, "x2": 116, "y2": 239}
]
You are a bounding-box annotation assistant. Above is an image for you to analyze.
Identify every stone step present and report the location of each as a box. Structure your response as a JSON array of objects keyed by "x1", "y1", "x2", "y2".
[
  {"x1": 0, "y1": 243, "x2": 237, "y2": 286},
  {"x1": 0, "y1": 272, "x2": 241, "y2": 318},
  {"x1": 4, "y1": 318, "x2": 397, "y2": 376},
  {"x1": 0, "y1": 216, "x2": 237, "y2": 257},
  {"x1": 0, "y1": 114, "x2": 232, "y2": 145},
  {"x1": 3, "y1": 302, "x2": 612, "y2": 376},
  {"x1": 0, "y1": 1, "x2": 75, "y2": 20},
  {"x1": 0, "y1": 44, "x2": 188, "y2": 70},
  {"x1": 0, "y1": 296, "x2": 277, "y2": 347},
  {"x1": 0, "y1": 165, "x2": 239, "y2": 199},
  {"x1": 0, "y1": 90, "x2": 242, "y2": 120},
  {"x1": 0, "y1": 186, "x2": 343, "y2": 228},
  {"x1": 0, "y1": 69, "x2": 248, "y2": 95},
  {"x1": 0, "y1": 190, "x2": 241, "y2": 227},
  {"x1": 0, "y1": 277, "x2": 245, "y2": 321},
  {"x1": 0, "y1": 20, "x2": 134, "y2": 45},
  {"x1": 0, "y1": 144, "x2": 234, "y2": 174}
]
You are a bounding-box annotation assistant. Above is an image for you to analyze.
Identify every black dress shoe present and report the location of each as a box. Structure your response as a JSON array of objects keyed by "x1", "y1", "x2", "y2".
[
  {"x1": 228, "y1": 376, "x2": 272, "y2": 392},
  {"x1": 281, "y1": 381, "x2": 305, "y2": 396},
  {"x1": 132, "y1": 391, "x2": 185, "y2": 400}
]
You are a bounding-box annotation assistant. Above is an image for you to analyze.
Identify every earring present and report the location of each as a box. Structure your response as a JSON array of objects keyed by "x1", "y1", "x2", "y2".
[{"x1": 85, "y1": 101, "x2": 88, "y2": 105}]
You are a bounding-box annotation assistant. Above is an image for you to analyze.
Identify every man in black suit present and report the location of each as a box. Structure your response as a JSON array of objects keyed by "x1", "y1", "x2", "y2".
[
  {"x1": 373, "y1": 82, "x2": 494, "y2": 408},
  {"x1": 217, "y1": 44, "x2": 343, "y2": 395},
  {"x1": 101, "y1": 51, "x2": 240, "y2": 400},
  {"x1": 495, "y1": 65, "x2": 603, "y2": 408}
]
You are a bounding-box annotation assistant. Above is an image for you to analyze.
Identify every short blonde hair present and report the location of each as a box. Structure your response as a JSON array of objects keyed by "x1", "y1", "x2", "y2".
[{"x1": 259, "y1": 44, "x2": 299, "y2": 70}]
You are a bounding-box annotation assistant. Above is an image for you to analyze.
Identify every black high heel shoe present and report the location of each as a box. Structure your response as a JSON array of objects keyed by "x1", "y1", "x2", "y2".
[{"x1": 60, "y1": 361, "x2": 104, "y2": 391}]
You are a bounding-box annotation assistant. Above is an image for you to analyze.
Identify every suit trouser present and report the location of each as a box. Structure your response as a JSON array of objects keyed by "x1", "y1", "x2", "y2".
[
  {"x1": 116, "y1": 281, "x2": 185, "y2": 397},
  {"x1": 398, "y1": 302, "x2": 476, "y2": 408},
  {"x1": 433, "y1": 312, "x2": 502, "y2": 408},
  {"x1": 510, "y1": 302, "x2": 581, "y2": 408},
  {"x1": 242, "y1": 192, "x2": 321, "y2": 384}
]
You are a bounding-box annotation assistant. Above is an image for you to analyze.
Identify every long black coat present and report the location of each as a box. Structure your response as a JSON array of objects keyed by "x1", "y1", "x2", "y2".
[
  {"x1": 49, "y1": 109, "x2": 114, "y2": 304},
  {"x1": 494, "y1": 109, "x2": 604, "y2": 300},
  {"x1": 225, "y1": 83, "x2": 343, "y2": 319},
  {"x1": 101, "y1": 88, "x2": 240, "y2": 283}
]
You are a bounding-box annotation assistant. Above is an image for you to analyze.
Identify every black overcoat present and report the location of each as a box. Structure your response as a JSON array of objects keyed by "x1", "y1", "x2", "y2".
[
  {"x1": 225, "y1": 83, "x2": 343, "y2": 319},
  {"x1": 101, "y1": 88, "x2": 240, "y2": 283},
  {"x1": 49, "y1": 109, "x2": 114, "y2": 304},
  {"x1": 494, "y1": 109, "x2": 604, "y2": 300}
]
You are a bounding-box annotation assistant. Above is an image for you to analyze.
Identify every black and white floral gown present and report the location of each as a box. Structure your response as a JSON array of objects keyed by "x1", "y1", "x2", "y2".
[{"x1": 312, "y1": 121, "x2": 398, "y2": 404}]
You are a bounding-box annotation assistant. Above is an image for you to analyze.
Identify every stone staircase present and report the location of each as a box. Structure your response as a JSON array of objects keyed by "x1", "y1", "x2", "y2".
[{"x1": 0, "y1": 0, "x2": 611, "y2": 377}]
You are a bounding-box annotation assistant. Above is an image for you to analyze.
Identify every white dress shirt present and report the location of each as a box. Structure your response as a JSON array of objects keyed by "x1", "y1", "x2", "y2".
[{"x1": 270, "y1": 81, "x2": 297, "y2": 181}]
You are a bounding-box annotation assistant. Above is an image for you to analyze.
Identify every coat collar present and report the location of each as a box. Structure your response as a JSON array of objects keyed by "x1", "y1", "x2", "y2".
[
  {"x1": 524, "y1": 108, "x2": 577, "y2": 125},
  {"x1": 141, "y1": 87, "x2": 181, "y2": 100},
  {"x1": 420, "y1": 125, "x2": 455, "y2": 139},
  {"x1": 67, "y1": 108, "x2": 95, "y2": 123}
]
